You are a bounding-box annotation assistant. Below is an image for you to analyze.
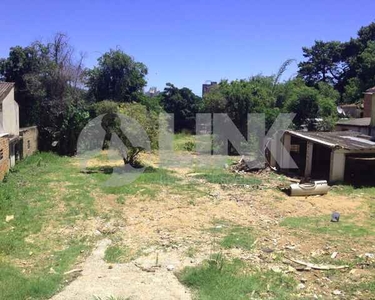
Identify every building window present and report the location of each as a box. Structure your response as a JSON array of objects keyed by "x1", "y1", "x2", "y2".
[
  {"x1": 0, "y1": 103, "x2": 2, "y2": 112},
  {"x1": 27, "y1": 140, "x2": 30, "y2": 150},
  {"x1": 290, "y1": 144, "x2": 300, "y2": 153},
  {"x1": 0, "y1": 149, "x2": 3, "y2": 161}
]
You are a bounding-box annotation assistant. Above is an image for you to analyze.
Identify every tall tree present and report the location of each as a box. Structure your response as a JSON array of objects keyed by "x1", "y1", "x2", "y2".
[
  {"x1": 160, "y1": 83, "x2": 201, "y2": 132},
  {"x1": 0, "y1": 33, "x2": 89, "y2": 155},
  {"x1": 86, "y1": 49, "x2": 148, "y2": 102},
  {"x1": 298, "y1": 22, "x2": 375, "y2": 103},
  {"x1": 298, "y1": 41, "x2": 348, "y2": 94}
]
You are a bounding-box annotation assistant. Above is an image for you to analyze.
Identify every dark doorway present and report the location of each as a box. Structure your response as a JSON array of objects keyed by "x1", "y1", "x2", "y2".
[
  {"x1": 311, "y1": 144, "x2": 331, "y2": 180},
  {"x1": 345, "y1": 155, "x2": 375, "y2": 186}
]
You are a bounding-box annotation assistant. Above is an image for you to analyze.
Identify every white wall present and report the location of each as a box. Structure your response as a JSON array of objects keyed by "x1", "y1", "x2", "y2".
[
  {"x1": 0, "y1": 88, "x2": 19, "y2": 136},
  {"x1": 329, "y1": 150, "x2": 346, "y2": 183}
]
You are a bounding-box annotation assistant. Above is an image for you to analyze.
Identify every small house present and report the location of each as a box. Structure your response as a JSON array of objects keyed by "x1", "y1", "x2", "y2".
[
  {"x1": 270, "y1": 88, "x2": 375, "y2": 185},
  {"x1": 335, "y1": 86, "x2": 375, "y2": 135},
  {"x1": 0, "y1": 82, "x2": 39, "y2": 180}
]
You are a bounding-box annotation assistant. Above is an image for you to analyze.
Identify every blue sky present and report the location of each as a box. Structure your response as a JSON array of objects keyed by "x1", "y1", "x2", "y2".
[{"x1": 1, "y1": 0, "x2": 374, "y2": 95}]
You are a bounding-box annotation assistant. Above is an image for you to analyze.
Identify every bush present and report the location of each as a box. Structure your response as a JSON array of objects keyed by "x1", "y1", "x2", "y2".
[{"x1": 92, "y1": 101, "x2": 159, "y2": 165}]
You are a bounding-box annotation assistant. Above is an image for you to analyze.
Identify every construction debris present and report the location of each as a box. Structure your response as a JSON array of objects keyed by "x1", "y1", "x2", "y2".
[
  {"x1": 64, "y1": 268, "x2": 83, "y2": 276},
  {"x1": 331, "y1": 252, "x2": 338, "y2": 259},
  {"x1": 285, "y1": 257, "x2": 349, "y2": 270},
  {"x1": 5, "y1": 215, "x2": 14, "y2": 222},
  {"x1": 231, "y1": 156, "x2": 267, "y2": 173}
]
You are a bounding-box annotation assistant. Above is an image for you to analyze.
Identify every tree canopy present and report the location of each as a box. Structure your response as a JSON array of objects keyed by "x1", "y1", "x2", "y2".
[
  {"x1": 159, "y1": 83, "x2": 202, "y2": 132},
  {"x1": 298, "y1": 22, "x2": 375, "y2": 103},
  {"x1": 86, "y1": 49, "x2": 148, "y2": 102}
]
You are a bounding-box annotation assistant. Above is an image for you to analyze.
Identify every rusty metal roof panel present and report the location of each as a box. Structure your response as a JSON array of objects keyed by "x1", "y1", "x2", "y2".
[
  {"x1": 336, "y1": 118, "x2": 371, "y2": 127},
  {"x1": 365, "y1": 86, "x2": 375, "y2": 94},
  {"x1": 286, "y1": 130, "x2": 375, "y2": 151}
]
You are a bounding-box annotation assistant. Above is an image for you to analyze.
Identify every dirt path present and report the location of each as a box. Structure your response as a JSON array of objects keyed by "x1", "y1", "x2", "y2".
[{"x1": 51, "y1": 239, "x2": 191, "y2": 300}]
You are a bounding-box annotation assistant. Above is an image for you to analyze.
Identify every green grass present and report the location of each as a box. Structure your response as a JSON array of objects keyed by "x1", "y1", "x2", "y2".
[
  {"x1": 0, "y1": 153, "x2": 93, "y2": 258},
  {"x1": 104, "y1": 246, "x2": 129, "y2": 263},
  {"x1": 344, "y1": 280, "x2": 375, "y2": 298},
  {"x1": 280, "y1": 215, "x2": 373, "y2": 237},
  {"x1": 179, "y1": 258, "x2": 296, "y2": 300},
  {"x1": 0, "y1": 153, "x2": 94, "y2": 299},
  {"x1": 174, "y1": 132, "x2": 196, "y2": 152},
  {"x1": 186, "y1": 246, "x2": 198, "y2": 258},
  {"x1": 90, "y1": 166, "x2": 182, "y2": 196},
  {"x1": 220, "y1": 227, "x2": 255, "y2": 250},
  {"x1": 0, "y1": 241, "x2": 87, "y2": 300},
  {"x1": 332, "y1": 185, "x2": 375, "y2": 197}
]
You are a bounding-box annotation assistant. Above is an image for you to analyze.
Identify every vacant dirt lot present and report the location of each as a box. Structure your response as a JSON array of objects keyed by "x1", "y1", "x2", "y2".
[{"x1": 1, "y1": 151, "x2": 375, "y2": 299}]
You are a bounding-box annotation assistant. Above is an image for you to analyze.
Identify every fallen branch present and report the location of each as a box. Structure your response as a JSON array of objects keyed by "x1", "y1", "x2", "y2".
[
  {"x1": 64, "y1": 268, "x2": 83, "y2": 275},
  {"x1": 134, "y1": 262, "x2": 160, "y2": 273},
  {"x1": 285, "y1": 257, "x2": 349, "y2": 270}
]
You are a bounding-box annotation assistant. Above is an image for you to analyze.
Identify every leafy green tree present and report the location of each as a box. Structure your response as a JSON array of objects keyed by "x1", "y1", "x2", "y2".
[
  {"x1": 160, "y1": 83, "x2": 201, "y2": 132},
  {"x1": 86, "y1": 49, "x2": 148, "y2": 102},
  {"x1": 283, "y1": 79, "x2": 337, "y2": 130},
  {"x1": 298, "y1": 22, "x2": 375, "y2": 103},
  {"x1": 298, "y1": 41, "x2": 347, "y2": 93},
  {"x1": 0, "y1": 44, "x2": 45, "y2": 125},
  {"x1": 202, "y1": 76, "x2": 276, "y2": 132},
  {"x1": 0, "y1": 33, "x2": 88, "y2": 155}
]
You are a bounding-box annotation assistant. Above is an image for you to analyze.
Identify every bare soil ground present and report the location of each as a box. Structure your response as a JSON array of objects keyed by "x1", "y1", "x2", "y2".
[{"x1": 49, "y1": 152, "x2": 375, "y2": 299}]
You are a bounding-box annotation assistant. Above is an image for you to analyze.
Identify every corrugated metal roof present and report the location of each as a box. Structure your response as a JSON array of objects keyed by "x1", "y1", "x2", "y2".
[
  {"x1": 286, "y1": 130, "x2": 375, "y2": 151},
  {"x1": 0, "y1": 82, "x2": 15, "y2": 102},
  {"x1": 336, "y1": 118, "x2": 371, "y2": 127},
  {"x1": 365, "y1": 86, "x2": 375, "y2": 94}
]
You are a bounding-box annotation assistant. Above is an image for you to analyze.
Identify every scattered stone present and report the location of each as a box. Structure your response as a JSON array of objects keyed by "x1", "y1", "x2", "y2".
[
  {"x1": 166, "y1": 265, "x2": 175, "y2": 271},
  {"x1": 262, "y1": 247, "x2": 274, "y2": 253},
  {"x1": 364, "y1": 253, "x2": 374, "y2": 259},
  {"x1": 285, "y1": 245, "x2": 296, "y2": 250},
  {"x1": 97, "y1": 221, "x2": 118, "y2": 234},
  {"x1": 300, "y1": 277, "x2": 308, "y2": 283},
  {"x1": 332, "y1": 290, "x2": 342, "y2": 296},
  {"x1": 297, "y1": 283, "x2": 306, "y2": 290},
  {"x1": 331, "y1": 252, "x2": 338, "y2": 259},
  {"x1": 108, "y1": 265, "x2": 113, "y2": 269},
  {"x1": 270, "y1": 266, "x2": 282, "y2": 273},
  {"x1": 49, "y1": 267, "x2": 57, "y2": 274}
]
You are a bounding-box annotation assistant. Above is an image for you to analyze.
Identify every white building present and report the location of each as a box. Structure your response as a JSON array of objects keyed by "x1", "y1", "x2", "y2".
[{"x1": 0, "y1": 82, "x2": 19, "y2": 167}]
